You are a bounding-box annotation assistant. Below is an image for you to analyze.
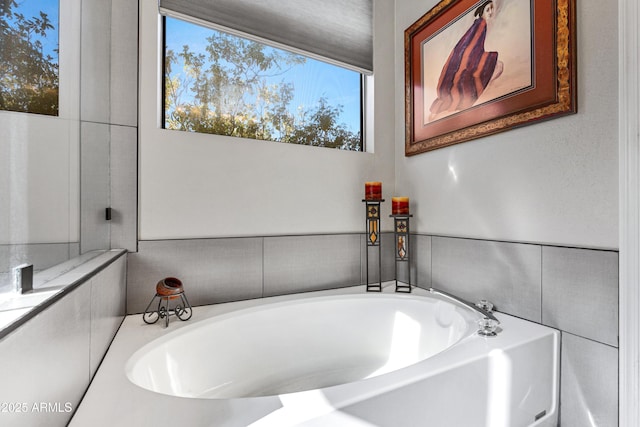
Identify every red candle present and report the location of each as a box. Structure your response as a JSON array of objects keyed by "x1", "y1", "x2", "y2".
[
  {"x1": 365, "y1": 182, "x2": 382, "y2": 200},
  {"x1": 392, "y1": 197, "x2": 409, "y2": 215}
]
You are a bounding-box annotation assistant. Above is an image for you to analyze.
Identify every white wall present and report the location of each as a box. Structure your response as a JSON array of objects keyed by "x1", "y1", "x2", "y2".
[
  {"x1": 0, "y1": 114, "x2": 79, "y2": 244},
  {"x1": 138, "y1": 0, "x2": 396, "y2": 239},
  {"x1": 395, "y1": 0, "x2": 619, "y2": 249}
]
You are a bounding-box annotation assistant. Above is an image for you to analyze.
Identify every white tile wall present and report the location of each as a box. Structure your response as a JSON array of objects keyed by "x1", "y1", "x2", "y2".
[
  {"x1": 0, "y1": 285, "x2": 90, "y2": 427},
  {"x1": 109, "y1": 0, "x2": 139, "y2": 127},
  {"x1": 109, "y1": 125, "x2": 137, "y2": 252},
  {"x1": 80, "y1": 122, "x2": 111, "y2": 253},
  {"x1": 80, "y1": 0, "x2": 112, "y2": 123},
  {"x1": 0, "y1": 252, "x2": 126, "y2": 427},
  {"x1": 561, "y1": 333, "x2": 618, "y2": 427},
  {"x1": 79, "y1": 0, "x2": 139, "y2": 257},
  {"x1": 542, "y1": 246, "x2": 619, "y2": 346},
  {"x1": 90, "y1": 257, "x2": 127, "y2": 376}
]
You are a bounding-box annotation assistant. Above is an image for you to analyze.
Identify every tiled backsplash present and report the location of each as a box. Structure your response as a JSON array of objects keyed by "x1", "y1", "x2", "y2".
[
  {"x1": 127, "y1": 232, "x2": 619, "y2": 426},
  {"x1": 127, "y1": 234, "x2": 396, "y2": 314},
  {"x1": 264, "y1": 234, "x2": 362, "y2": 297},
  {"x1": 430, "y1": 236, "x2": 542, "y2": 322},
  {"x1": 541, "y1": 245, "x2": 619, "y2": 346}
]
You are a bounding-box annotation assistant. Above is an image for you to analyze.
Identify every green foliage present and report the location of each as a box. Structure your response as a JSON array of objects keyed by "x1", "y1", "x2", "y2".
[
  {"x1": 284, "y1": 98, "x2": 362, "y2": 151},
  {"x1": 165, "y1": 30, "x2": 361, "y2": 151},
  {"x1": 0, "y1": 0, "x2": 59, "y2": 116}
]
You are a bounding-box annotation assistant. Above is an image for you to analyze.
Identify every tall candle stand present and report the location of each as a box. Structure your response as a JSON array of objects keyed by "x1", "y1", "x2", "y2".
[
  {"x1": 390, "y1": 214, "x2": 412, "y2": 293},
  {"x1": 363, "y1": 199, "x2": 384, "y2": 292}
]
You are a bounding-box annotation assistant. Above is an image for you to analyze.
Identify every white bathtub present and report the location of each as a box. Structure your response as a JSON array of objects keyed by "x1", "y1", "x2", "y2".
[{"x1": 125, "y1": 292, "x2": 559, "y2": 427}]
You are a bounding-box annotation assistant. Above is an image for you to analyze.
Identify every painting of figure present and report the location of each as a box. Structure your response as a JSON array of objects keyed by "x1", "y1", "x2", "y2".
[{"x1": 423, "y1": 0, "x2": 532, "y2": 124}]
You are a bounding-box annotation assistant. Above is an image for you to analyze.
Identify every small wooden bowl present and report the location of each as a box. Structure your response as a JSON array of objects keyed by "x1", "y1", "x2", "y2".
[{"x1": 156, "y1": 277, "x2": 184, "y2": 297}]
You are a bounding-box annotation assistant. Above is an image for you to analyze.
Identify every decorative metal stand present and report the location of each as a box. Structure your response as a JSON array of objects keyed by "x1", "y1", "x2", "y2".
[
  {"x1": 363, "y1": 199, "x2": 384, "y2": 291},
  {"x1": 391, "y1": 214, "x2": 412, "y2": 292},
  {"x1": 143, "y1": 277, "x2": 193, "y2": 327}
]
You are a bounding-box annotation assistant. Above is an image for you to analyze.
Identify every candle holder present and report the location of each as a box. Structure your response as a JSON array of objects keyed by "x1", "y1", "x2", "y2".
[
  {"x1": 363, "y1": 199, "x2": 384, "y2": 292},
  {"x1": 143, "y1": 277, "x2": 193, "y2": 327},
  {"x1": 390, "y1": 214, "x2": 412, "y2": 293}
]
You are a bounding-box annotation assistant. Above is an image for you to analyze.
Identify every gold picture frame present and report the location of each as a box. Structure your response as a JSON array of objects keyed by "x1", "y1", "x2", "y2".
[{"x1": 405, "y1": 0, "x2": 576, "y2": 155}]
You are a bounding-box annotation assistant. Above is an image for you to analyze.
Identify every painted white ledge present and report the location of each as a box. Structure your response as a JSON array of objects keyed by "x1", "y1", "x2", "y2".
[{"x1": 619, "y1": 0, "x2": 640, "y2": 424}]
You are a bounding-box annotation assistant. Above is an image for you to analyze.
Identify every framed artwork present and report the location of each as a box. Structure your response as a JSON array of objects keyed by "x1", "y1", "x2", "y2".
[{"x1": 404, "y1": 0, "x2": 576, "y2": 155}]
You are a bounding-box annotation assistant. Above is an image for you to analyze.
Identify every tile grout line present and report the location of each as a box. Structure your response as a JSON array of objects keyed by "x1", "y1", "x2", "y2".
[{"x1": 540, "y1": 245, "x2": 544, "y2": 325}]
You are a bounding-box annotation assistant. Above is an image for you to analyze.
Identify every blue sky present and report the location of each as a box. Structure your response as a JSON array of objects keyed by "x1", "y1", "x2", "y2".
[
  {"x1": 11, "y1": 0, "x2": 59, "y2": 62},
  {"x1": 165, "y1": 17, "x2": 361, "y2": 134}
]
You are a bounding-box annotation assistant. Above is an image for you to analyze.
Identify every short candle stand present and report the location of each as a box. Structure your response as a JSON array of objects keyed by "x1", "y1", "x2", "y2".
[
  {"x1": 363, "y1": 198, "x2": 384, "y2": 292},
  {"x1": 143, "y1": 277, "x2": 193, "y2": 327},
  {"x1": 390, "y1": 214, "x2": 412, "y2": 293}
]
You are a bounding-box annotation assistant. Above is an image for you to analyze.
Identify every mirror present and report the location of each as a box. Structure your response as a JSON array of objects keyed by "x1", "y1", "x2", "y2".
[{"x1": 1, "y1": 0, "x2": 111, "y2": 296}]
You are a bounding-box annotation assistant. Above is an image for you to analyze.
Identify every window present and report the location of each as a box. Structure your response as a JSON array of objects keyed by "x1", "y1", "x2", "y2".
[
  {"x1": 0, "y1": 0, "x2": 59, "y2": 116},
  {"x1": 163, "y1": 16, "x2": 363, "y2": 151}
]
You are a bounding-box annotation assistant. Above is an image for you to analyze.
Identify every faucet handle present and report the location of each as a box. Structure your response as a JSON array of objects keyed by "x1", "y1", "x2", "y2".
[
  {"x1": 476, "y1": 299, "x2": 494, "y2": 313},
  {"x1": 477, "y1": 317, "x2": 499, "y2": 337}
]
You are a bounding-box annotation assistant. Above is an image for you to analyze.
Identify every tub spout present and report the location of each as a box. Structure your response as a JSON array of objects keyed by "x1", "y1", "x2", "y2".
[{"x1": 428, "y1": 287, "x2": 500, "y2": 336}]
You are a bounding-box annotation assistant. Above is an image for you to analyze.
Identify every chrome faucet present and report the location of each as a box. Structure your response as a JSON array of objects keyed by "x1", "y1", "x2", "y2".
[{"x1": 429, "y1": 287, "x2": 500, "y2": 336}]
